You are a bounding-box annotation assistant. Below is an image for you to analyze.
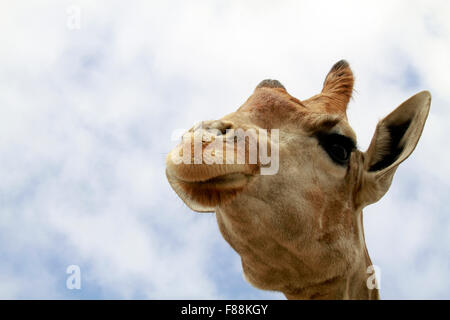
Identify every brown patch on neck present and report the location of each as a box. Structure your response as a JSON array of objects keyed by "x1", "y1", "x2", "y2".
[{"x1": 284, "y1": 275, "x2": 345, "y2": 300}]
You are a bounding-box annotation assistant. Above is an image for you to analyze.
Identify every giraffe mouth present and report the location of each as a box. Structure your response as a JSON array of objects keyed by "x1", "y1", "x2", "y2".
[
  {"x1": 177, "y1": 172, "x2": 252, "y2": 189},
  {"x1": 166, "y1": 170, "x2": 255, "y2": 212}
]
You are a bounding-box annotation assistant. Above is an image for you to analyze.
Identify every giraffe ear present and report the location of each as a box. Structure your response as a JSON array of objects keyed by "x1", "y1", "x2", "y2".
[
  {"x1": 358, "y1": 91, "x2": 431, "y2": 207},
  {"x1": 321, "y1": 60, "x2": 354, "y2": 111}
]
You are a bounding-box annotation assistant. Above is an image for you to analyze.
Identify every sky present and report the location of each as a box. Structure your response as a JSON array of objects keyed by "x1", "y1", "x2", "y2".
[{"x1": 0, "y1": 0, "x2": 449, "y2": 299}]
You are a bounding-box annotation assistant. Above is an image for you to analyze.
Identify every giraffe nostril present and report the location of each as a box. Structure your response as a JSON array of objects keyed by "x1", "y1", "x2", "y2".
[
  {"x1": 206, "y1": 121, "x2": 233, "y2": 136},
  {"x1": 217, "y1": 122, "x2": 232, "y2": 135},
  {"x1": 190, "y1": 120, "x2": 234, "y2": 137}
]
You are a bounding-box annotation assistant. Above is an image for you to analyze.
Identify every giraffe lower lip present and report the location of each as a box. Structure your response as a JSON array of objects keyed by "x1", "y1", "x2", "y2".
[
  {"x1": 178, "y1": 172, "x2": 252, "y2": 190},
  {"x1": 166, "y1": 170, "x2": 253, "y2": 211}
]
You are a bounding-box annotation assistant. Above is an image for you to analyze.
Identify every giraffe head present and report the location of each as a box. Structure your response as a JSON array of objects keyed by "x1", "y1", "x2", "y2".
[{"x1": 165, "y1": 60, "x2": 431, "y2": 298}]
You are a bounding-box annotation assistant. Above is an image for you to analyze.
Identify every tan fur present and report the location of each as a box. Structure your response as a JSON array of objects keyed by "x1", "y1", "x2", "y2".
[{"x1": 166, "y1": 60, "x2": 431, "y2": 299}]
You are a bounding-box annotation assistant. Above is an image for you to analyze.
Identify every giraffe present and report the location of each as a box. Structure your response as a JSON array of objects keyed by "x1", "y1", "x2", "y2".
[{"x1": 165, "y1": 60, "x2": 431, "y2": 299}]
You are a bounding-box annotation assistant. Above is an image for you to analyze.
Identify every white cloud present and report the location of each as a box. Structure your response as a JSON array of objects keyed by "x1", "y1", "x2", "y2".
[{"x1": 0, "y1": 0, "x2": 448, "y2": 299}]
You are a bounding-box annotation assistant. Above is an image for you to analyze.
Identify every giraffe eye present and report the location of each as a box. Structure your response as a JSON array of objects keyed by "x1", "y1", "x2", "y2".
[
  {"x1": 328, "y1": 143, "x2": 349, "y2": 163},
  {"x1": 316, "y1": 133, "x2": 355, "y2": 165}
]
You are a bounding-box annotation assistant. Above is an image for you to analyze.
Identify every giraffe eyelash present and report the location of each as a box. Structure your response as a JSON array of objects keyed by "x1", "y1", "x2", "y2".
[{"x1": 315, "y1": 132, "x2": 356, "y2": 165}]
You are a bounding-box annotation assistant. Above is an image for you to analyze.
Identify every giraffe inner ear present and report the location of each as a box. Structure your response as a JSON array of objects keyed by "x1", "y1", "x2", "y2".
[
  {"x1": 365, "y1": 91, "x2": 431, "y2": 173},
  {"x1": 367, "y1": 119, "x2": 412, "y2": 172},
  {"x1": 359, "y1": 91, "x2": 431, "y2": 206},
  {"x1": 321, "y1": 60, "x2": 354, "y2": 109}
]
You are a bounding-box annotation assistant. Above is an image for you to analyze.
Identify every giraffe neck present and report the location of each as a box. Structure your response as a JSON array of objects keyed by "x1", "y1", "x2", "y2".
[
  {"x1": 282, "y1": 261, "x2": 379, "y2": 300},
  {"x1": 283, "y1": 211, "x2": 380, "y2": 300}
]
